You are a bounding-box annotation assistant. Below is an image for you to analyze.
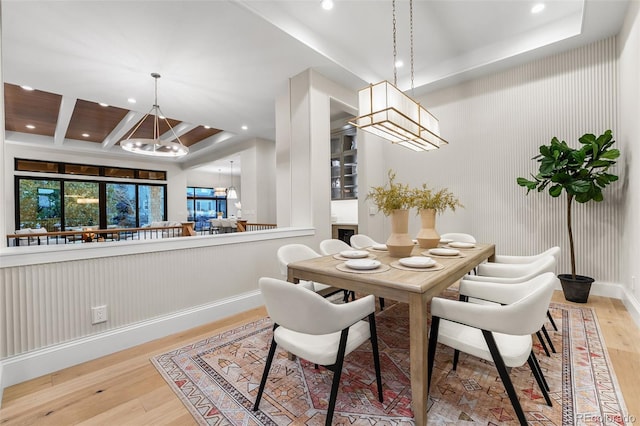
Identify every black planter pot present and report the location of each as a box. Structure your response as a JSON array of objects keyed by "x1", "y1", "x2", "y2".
[{"x1": 558, "y1": 274, "x2": 595, "y2": 303}]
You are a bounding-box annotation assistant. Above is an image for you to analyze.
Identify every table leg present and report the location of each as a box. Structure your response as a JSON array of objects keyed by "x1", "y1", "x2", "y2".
[{"x1": 409, "y1": 292, "x2": 429, "y2": 425}]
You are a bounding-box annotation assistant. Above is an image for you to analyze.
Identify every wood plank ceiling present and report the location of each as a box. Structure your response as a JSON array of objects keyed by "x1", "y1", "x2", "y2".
[{"x1": 3, "y1": 83, "x2": 223, "y2": 149}]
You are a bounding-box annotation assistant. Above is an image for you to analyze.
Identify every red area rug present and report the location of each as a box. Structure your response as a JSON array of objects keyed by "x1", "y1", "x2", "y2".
[{"x1": 151, "y1": 300, "x2": 629, "y2": 425}]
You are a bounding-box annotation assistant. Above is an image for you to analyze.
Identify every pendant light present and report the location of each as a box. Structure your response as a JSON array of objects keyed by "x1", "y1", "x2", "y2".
[
  {"x1": 121, "y1": 73, "x2": 189, "y2": 157},
  {"x1": 350, "y1": 0, "x2": 448, "y2": 151},
  {"x1": 214, "y1": 168, "x2": 227, "y2": 197},
  {"x1": 226, "y1": 160, "x2": 238, "y2": 200}
]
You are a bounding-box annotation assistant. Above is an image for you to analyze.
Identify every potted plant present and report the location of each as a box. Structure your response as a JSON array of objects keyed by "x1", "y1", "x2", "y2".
[
  {"x1": 517, "y1": 130, "x2": 619, "y2": 303},
  {"x1": 411, "y1": 184, "x2": 463, "y2": 248},
  {"x1": 367, "y1": 170, "x2": 415, "y2": 257}
]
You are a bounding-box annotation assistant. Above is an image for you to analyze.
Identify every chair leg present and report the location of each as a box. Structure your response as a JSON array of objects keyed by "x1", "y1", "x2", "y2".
[
  {"x1": 527, "y1": 353, "x2": 552, "y2": 406},
  {"x1": 452, "y1": 350, "x2": 460, "y2": 370},
  {"x1": 530, "y1": 351, "x2": 550, "y2": 392},
  {"x1": 253, "y1": 336, "x2": 278, "y2": 411},
  {"x1": 427, "y1": 316, "x2": 440, "y2": 393},
  {"x1": 379, "y1": 297, "x2": 385, "y2": 310},
  {"x1": 547, "y1": 309, "x2": 558, "y2": 331},
  {"x1": 541, "y1": 325, "x2": 556, "y2": 353},
  {"x1": 481, "y1": 330, "x2": 527, "y2": 426},
  {"x1": 325, "y1": 329, "x2": 350, "y2": 426},
  {"x1": 368, "y1": 314, "x2": 384, "y2": 402},
  {"x1": 342, "y1": 290, "x2": 350, "y2": 303},
  {"x1": 536, "y1": 331, "x2": 551, "y2": 357}
]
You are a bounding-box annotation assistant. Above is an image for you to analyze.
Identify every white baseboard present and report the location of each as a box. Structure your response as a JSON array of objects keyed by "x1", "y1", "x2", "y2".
[{"x1": 0, "y1": 290, "x2": 263, "y2": 397}]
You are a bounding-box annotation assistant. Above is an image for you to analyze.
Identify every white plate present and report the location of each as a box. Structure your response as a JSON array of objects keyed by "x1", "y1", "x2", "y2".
[
  {"x1": 372, "y1": 243, "x2": 388, "y2": 251},
  {"x1": 439, "y1": 238, "x2": 454, "y2": 244},
  {"x1": 448, "y1": 241, "x2": 475, "y2": 249},
  {"x1": 428, "y1": 248, "x2": 460, "y2": 256},
  {"x1": 345, "y1": 259, "x2": 381, "y2": 270},
  {"x1": 339, "y1": 250, "x2": 369, "y2": 259},
  {"x1": 399, "y1": 256, "x2": 436, "y2": 268}
]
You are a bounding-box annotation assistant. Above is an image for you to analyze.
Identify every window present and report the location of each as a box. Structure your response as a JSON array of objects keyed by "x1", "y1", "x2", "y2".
[
  {"x1": 16, "y1": 177, "x2": 167, "y2": 231},
  {"x1": 187, "y1": 186, "x2": 226, "y2": 231}
]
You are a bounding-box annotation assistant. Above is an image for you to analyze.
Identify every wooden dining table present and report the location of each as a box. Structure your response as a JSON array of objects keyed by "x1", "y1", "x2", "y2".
[{"x1": 287, "y1": 242, "x2": 496, "y2": 426}]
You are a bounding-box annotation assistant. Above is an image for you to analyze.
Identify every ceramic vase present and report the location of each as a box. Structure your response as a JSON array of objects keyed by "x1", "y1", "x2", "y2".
[
  {"x1": 386, "y1": 209, "x2": 414, "y2": 257},
  {"x1": 416, "y1": 209, "x2": 440, "y2": 249}
]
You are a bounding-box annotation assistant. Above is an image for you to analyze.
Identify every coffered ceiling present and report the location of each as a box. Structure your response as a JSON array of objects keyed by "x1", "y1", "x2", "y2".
[{"x1": 1, "y1": 0, "x2": 629, "y2": 170}]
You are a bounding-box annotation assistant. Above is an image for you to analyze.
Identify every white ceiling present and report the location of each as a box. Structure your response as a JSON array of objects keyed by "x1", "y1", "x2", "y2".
[{"x1": 1, "y1": 0, "x2": 630, "y2": 172}]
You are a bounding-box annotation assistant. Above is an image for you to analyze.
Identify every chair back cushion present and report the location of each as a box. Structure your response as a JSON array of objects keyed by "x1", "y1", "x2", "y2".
[
  {"x1": 276, "y1": 244, "x2": 321, "y2": 277},
  {"x1": 319, "y1": 239, "x2": 352, "y2": 255},
  {"x1": 350, "y1": 234, "x2": 377, "y2": 249},
  {"x1": 440, "y1": 232, "x2": 476, "y2": 243},
  {"x1": 476, "y1": 255, "x2": 556, "y2": 280}
]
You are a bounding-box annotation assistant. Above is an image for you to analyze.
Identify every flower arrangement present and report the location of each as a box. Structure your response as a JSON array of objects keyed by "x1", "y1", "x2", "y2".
[
  {"x1": 411, "y1": 184, "x2": 463, "y2": 214},
  {"x1": 367, "y1": 170, "x2": 414, "y2": 216}
]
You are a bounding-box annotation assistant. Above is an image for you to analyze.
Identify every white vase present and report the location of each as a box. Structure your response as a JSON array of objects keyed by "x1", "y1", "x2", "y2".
[
  {"x1": 386, "y1": 209, "x2": 414, "y2": 257},
  {"x1": 416, "y1": 209, "x2": 440, "y2": 249}
]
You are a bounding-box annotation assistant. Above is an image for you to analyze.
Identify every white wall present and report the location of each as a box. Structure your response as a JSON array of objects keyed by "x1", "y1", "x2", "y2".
[
  {"x1": 240, "y1": 139, "x2": 276, "y2": 223},
  {"x1": 617, "y1": 1, "x2": 640, "y2": 319},
  {"x1": 331, "y1": 199, "x2": 358, "y2": 224},
  {"x1": 360, "y1": 38, "x2": 625, "y2": 294}
]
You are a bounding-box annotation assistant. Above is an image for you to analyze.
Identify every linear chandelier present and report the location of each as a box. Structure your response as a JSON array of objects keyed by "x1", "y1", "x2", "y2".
[
  {"x1": 350, "y1": 0, "x2": 447, "y2": 152},
  {"x1": 121, "y1": 73, "x2": 189, "y2": 158}
]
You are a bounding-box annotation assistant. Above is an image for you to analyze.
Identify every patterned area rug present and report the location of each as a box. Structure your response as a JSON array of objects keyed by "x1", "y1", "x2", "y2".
[{"x1": 151, "y1": 300, "x2": 629, "y2": 425}]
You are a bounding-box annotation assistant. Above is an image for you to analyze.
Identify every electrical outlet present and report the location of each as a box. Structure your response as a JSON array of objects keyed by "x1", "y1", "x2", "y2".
[{"x1": 91, "y1": 305, "x2": 108, "y2": 324}]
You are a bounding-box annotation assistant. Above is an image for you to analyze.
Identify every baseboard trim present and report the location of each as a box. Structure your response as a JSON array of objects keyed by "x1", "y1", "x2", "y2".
[{"x1": 0, "y1": 290, "x2": 263, "y2": 394}]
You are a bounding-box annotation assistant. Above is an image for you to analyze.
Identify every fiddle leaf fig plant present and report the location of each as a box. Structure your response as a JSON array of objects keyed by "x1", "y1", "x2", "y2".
[{"x1": 517, "y1": 130, "x2": 619, "y2": 279}]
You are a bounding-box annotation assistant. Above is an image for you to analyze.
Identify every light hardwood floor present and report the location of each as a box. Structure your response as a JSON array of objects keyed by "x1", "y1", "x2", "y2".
[{"x1": 0, "y1": 292, "x2": 638, "y2": 425}]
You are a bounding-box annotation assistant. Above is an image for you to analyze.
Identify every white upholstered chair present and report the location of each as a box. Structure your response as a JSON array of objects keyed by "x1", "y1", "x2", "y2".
[
  {"x1": 319, "y1": 238, "x2": 352, "y2": 256},
  {"x1": 493, "y1": 246, "x2": 561, "y2": 264},
  {"x1": 350, "y1": 234, "x2": 379, "y2": 249},
  {"x1": 428, "y1": 272, "x2": 557, "y2": 425},
  {"x1": 464, "y1": 255, "x2": 558, "y2": 356},
  {"x1": 254, "y1": 277, "x2": 383, "y2": 426},
  {"x1": 277, "y1": 243, "x2": 347, "y2": 300}
]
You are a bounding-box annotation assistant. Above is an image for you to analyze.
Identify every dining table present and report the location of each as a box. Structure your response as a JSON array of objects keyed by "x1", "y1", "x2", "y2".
[{"x1": 287, "y1": 242, "x2": 496, "y2": 426}]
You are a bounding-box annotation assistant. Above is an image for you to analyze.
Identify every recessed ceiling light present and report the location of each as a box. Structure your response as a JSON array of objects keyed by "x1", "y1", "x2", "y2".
[
  {"x1": 158, "y1": 115, "x2": 165, "y2": 119},
  {"x1": 127, "y1": 98, "x2": 136, "y2": 104},
  {"x1": 241, "y1": 125, "x2": 248, "y2": 131},
  {"x1": 204, "y1": 125, "x2": 211, "y2": 129},
  {"x1": 98, "y1": 102, "x2": 109, "y2": 107},
  {"x1": 321, "y1": 0, "x2": 333, "y2": 10},
  {"x1": 20, "y1": 85, "x2": 34, "y2": 91},
  {"x1": 82, "y1": 133, "x2": 90, "y2": 138},
  {"x1": 25, "y1": 124, "x2": 35, "y2": 129},
  {"x1": 395, "y1": 60, "x2": 404, "y2": 68},
  {"x1": 531, "y1": 3, "x2": 545, "y2": 14}
]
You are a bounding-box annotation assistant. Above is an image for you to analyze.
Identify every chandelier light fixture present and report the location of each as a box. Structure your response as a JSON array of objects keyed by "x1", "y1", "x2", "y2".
[
  {"x1": 226, "y1": 160, "x2": 238, "y2": 200},
  {"x1": 350, "y1": 0, "x2": 448, "y2": 152},
  {"x1": 121, "y1": 73, "x2": 189, "y2": 157},
  {"x1": 214, "y1": 168, "x2": 227, "y2": 197}
]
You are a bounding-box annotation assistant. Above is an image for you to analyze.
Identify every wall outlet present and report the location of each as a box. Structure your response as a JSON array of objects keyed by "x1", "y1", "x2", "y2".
[{"x1": 91, "y1": 305, "x2": 108, "y2": 324}]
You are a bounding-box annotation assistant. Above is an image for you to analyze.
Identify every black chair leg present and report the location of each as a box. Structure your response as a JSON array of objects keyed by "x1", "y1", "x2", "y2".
[
  {"x1": 530, "y1": 351, "x2": 550, "y2": 392},
  {"x1": 452, "y1": 349, "x2": 460, "y2": 370},
  {"x1": 547, "y1": 309, "x2": 558, "y2": 331},
  {"x1": 368, "y1": 314, "x2": 383, "y2": 402},
  {"x1": 541, "y1": 325, "x2": 556, "y2": 353},
  {"x1": 482, "y1": 330, "x2": 527, "y2": 426},
  {"x1": 427, "y1": 316, "x2": 440, "y2": 392},
  {"x1": 536, "y1": 331, "x2": 551, "y2": 357},
  {"x1": 325, "y1": 329, "x2": 349, "y2": 426},
  {"x1": 379, "y1": 297, "x2": 385, "y2": 310},
  {"x1": 527, "y1": 353, "x2": 552, "y2": 406},
  {"x1": 253, "y1": 337, "x2": 278, "y2": 411}
]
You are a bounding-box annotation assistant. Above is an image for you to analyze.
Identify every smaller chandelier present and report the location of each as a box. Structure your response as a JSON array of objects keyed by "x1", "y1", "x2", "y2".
[
  {"x1": 227, "y1": 160, "x2": 238, "y2": 200},
  {"x1": 350, "y1": 0, "x2": 447, "y2": 152},
  {"x1": 121, "y1": 73, "x2": 189, "y2": 158}
]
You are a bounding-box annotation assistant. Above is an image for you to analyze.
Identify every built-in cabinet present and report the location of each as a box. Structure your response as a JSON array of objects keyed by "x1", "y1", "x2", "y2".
[{"x1": 330, "y1": 126, "x2": 357, "y2": 200}]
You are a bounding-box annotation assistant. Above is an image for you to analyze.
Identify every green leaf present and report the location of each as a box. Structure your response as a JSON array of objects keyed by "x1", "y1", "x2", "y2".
[
  {"x1": 549, "y1": 184, "x2": 563, "y2": 197},
  {"x1": 568, "y1": 180, "x2": 591, "y2": 193},
  {"x1": 579, "y1": 133, "x2": 596, "y2": 144},
  {"x1": 600, "y1": 149, "x2": 620, "y2": 160}
]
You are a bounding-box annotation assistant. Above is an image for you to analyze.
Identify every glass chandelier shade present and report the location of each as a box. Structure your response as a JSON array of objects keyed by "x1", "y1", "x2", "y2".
[
  {"x1": 352, "y1": 81, "x2": 447, "y2": 151},
  {"x1": 350, "y1": 0, "x2": 447, "y2": 152},
  {"x1": 226, "y1": 160, "x2": 238, "y2": 200},
  {"x1": 121, "y1": 73, "x2": 189, "y2": 158}
]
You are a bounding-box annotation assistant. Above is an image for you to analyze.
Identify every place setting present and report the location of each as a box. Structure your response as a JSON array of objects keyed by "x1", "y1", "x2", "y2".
[
  {"x1": 390, "y1": 255, "x2": 444, "y2": 272},
  {"x1": 332, "y1": 249, "x2": 377, "y2": 261},
  {"x1": 336, "y1": 258, "x2": 391, "y2": 274},
  {"x1": 425, "y1": 247, "x2": 466, "y2": 258},
  {"x1": 447, "y1": 241, "x2": 477, "y2": 250},
  {"x1": 367, "y1": 243, "x2": 389, "y2": 252}
]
